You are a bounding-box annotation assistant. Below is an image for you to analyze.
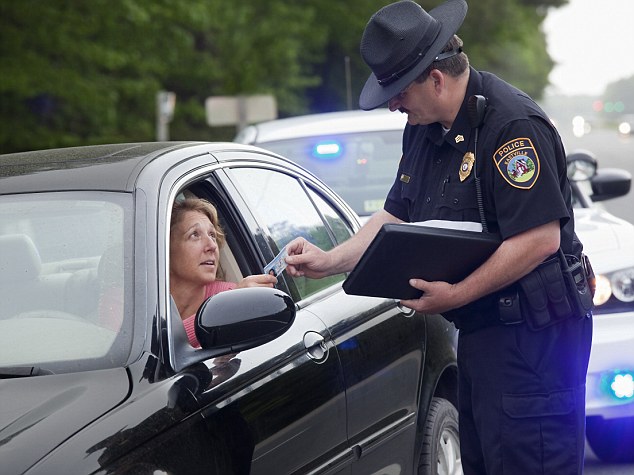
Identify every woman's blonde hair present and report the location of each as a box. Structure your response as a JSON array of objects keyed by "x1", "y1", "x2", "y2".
[{"x1": 170, "y1": 198, "x2": 226, "y2": 247}]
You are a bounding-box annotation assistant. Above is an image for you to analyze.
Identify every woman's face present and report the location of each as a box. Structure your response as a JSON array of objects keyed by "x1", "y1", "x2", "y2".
[{"x1": 170, "y1": 210, "x2": 219, "y2": 288}]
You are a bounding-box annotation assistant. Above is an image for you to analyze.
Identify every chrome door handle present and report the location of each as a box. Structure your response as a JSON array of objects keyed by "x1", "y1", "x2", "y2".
[{"x1": 303, "y1": 331, "x2": 329, "y2": 363}]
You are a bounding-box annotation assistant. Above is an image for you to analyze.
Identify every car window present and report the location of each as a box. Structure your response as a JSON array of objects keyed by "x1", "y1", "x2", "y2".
[
  {"x1": 0, "y1": 192, "x2": 133, "y2": 373},
  {"x1": 257, "y1": 130, "x2": 403, "y2": 216},
  {"x1": 307, "y1": 187, "x2": 354, "y2": 245},
  {"x1": 227, "y1": 167, "x2": 348, "y2": 300}
]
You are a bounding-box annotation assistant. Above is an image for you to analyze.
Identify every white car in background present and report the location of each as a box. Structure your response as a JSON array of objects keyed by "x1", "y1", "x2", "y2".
[{"x1": 236, "y1": 109, "x2": 634, "y2": 463}]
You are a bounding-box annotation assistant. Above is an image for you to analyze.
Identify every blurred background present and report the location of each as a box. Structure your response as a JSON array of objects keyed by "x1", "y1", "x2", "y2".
[{"x1": 1, "y1": 0, "x2": 632, "y2": 155}]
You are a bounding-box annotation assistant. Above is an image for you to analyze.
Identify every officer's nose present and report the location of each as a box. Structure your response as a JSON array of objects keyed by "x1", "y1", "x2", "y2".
[{"x1": 388, "y1": 96, "x2": 401, "y2": 112}]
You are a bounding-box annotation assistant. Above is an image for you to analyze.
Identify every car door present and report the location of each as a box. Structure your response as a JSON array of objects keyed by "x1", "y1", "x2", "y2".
[
  {"x1": 163, "y1": 161, "x2": 351, "y2": 475},
  {"x1": 221, "y1": 161, "x2": 428, "y2": 474}
]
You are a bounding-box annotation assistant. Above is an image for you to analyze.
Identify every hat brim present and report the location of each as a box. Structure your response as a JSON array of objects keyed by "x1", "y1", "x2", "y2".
[{"x1": 359, "y1": 0, "x2": 468, "y2": 111}]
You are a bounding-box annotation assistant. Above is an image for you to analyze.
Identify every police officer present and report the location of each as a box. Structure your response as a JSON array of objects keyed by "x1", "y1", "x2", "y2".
[{"x1": 285, "y1": 0, "x2": 592, "y2": 473}]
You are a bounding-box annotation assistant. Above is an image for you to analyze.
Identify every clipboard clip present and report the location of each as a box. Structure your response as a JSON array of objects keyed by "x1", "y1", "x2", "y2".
[{"x1": 396, "y1": 300, "x2": 416, "y2": 317}]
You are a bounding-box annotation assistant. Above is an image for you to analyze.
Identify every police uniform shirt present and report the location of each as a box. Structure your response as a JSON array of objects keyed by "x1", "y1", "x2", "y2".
[{"x1": 384, "y1": 67, "x2": 581, "y2": 257}]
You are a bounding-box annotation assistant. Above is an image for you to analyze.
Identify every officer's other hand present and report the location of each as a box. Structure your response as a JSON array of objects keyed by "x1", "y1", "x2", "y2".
[
  {"x1": 400, "y1": 279, "x2": 462, "y2": 314},
  {"x1": 285, "y1": 237, "x2": 331, "y2": 279}
]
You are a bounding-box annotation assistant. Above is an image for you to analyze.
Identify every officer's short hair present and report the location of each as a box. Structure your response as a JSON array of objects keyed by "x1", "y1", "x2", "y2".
[{"x1": 416, "y1": 35, "x2": 469, "y2": 82}]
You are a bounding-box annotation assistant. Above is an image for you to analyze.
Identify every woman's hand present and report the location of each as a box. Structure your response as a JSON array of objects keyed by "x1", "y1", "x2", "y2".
[{"x1": 238, "y1": 273, "x2": 277, "y2": 288}]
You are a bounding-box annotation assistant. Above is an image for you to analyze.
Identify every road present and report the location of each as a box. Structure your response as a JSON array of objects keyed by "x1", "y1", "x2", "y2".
[
  {"x1": 560, "y1": 125, "x2": 634, "y2": 474},
  {"x1": 559, "y1": 125, "x2": 634, "y2": 224},
  {"x1": 585, "y1": 443, "x2": 634, "y2": 474}
]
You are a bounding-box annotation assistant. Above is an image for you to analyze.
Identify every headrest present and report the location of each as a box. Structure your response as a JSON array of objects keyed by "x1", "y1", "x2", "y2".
[{"x1": 0, "y1": 234, "x2": 42, "y2": 284}]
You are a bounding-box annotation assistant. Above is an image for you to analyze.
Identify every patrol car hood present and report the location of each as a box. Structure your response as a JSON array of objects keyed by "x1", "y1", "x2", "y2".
[
  {"x1": 0, "y1": 368, "x2": 129, "y2": 474},
  {"x1": 574, "y1": 207, "x2": 634, "y2": 272}
]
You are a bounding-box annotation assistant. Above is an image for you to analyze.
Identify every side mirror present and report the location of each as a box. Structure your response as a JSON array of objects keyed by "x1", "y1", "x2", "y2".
[
  {"x1": 590, "y1": 168, "x2": 632, "y2": 202},
  {"x1": 566, "y1": 150, "x2": 597, "y2": 182},
  {"x1": 195, "y1": 287, "x2": 295, "y2": 352}
]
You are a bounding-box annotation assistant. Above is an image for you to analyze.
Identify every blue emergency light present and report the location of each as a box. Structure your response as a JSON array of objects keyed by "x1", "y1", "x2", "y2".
[
  {"x1": 603, "y1": 370, "x2": 634, "y2": 401},
  {"x1": 312, "y1": 141, "x2": 342, "y2": 160}
]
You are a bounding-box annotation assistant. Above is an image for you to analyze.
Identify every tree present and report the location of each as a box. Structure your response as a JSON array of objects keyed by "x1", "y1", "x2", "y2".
[
  {"x1": 1, "y1": 0, "x2": 567, "y2": 153},
  {"x1": 0, "y1": 0, "x2": 323, "y2": 152}
]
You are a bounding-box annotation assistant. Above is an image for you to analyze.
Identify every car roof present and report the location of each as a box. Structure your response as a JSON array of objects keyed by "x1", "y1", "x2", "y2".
[
  {"x1": 241, "y1": 109, "x2": 407, "y2": 143},
  {"x1": 0, "y1": 142, "x2": 280, "y2": 194}
]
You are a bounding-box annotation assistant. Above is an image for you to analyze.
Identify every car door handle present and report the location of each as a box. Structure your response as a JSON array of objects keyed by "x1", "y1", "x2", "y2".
[{"x1": 303, "y1": 331, "x2": 329, "y2": 363}]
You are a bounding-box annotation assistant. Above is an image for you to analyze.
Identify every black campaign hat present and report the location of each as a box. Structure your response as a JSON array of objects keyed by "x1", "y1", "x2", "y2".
[{"x1": 359, "y1": 0, "x2": 467, "y2": 110}]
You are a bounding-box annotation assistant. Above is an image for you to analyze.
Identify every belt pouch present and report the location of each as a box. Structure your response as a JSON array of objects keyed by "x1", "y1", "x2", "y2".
[
  {"x1": 539, "y1": 256, "x2": 573, "y2": 320},
  {"x1": 518, "y1": 265, "x2": 552, "y2": 330},
  {"x1": 497, "y1": 288, "x2": 523, "y2": 324}
]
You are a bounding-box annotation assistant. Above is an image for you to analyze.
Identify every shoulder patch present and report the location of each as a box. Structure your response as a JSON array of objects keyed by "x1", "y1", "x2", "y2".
[{"x1": 493, "y1": 138, "x2": 540, "y2": 189}]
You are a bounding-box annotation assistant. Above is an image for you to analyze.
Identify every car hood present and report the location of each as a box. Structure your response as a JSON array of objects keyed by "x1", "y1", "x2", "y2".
[
  {"x1": 0, "y1": 368, "x2": 129, "y2": 475},
  {"x1": 574, "y1": 207, "x2": 634, "y2": 272}
]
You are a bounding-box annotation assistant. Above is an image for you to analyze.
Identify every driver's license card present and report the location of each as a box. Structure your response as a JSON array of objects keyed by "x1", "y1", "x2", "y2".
[{"x1": 264, "y1": 247, "x2": 288, "y2": 277}]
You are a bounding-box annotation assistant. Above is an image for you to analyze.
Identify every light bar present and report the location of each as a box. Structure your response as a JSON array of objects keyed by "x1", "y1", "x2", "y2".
[
  {"x1": 312, "y1": 141, "x2": 342, "y2": 159},
  {"x1": 603, "y1": 371, "x2": 634, "y2": 400}
]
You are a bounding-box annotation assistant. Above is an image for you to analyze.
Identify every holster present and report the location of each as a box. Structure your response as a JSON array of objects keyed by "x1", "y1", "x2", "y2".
[
  {"x1": 560, "y1": 250, "x2": 595, "y2": 316},
  {"x1": 518, "y1": 251, "x2": 594, "y2": 331}
]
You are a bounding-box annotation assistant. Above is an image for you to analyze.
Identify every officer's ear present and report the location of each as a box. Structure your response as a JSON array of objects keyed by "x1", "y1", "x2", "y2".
[{"x1": 429, "y1": 69, "x2": 444, "y2": 93}]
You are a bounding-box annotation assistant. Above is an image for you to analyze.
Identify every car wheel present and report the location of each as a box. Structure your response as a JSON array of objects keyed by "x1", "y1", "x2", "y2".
[
  {"x1": 418, "y1": 397, "x2": 461, "y2": 475},
  {"x1": 586, "y1": 415, "x2": 634, "y2": 463}
]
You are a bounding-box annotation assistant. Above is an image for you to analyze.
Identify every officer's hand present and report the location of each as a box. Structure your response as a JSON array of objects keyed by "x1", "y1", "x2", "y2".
[
  {"x1": 400, "y1": 279, "x2": 462, "y2": 314},
  {"x1": 285, "y1": 237, "x2": 332, "y2": 279}
]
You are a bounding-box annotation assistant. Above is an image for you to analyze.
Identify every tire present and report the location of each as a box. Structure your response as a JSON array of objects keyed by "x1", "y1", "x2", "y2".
[
  {"x1": 586, "y1": 415, "x2": 634, "y2": 463},
  {"x1": 418, "y1": 397, "x2": 462, "y2": 475}
]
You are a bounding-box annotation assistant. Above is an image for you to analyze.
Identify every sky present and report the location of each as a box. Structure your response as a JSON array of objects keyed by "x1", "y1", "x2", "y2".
[{"x1": 542, "y1": 0, "x2": 634, "y2": 96}]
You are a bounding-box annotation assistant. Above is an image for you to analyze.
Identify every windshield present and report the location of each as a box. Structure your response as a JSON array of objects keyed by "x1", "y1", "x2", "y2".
[
  {"x1": 259, "y1": 130, "x2": 403, "y2": 216},
  {"x1": 0, "y1": 192, "x2": 134, "y2": 374}
]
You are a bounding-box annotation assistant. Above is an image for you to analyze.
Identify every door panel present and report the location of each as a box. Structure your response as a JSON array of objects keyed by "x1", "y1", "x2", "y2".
[
  {"x1": 305, "y1": 291, "x2": 426, "y2": 474},
  {"x1": 196, "y1": 309, "x2": 351, "y2": 474}
]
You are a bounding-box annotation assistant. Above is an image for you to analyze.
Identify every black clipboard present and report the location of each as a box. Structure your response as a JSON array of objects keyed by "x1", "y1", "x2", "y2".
[{"x1": 342, "y1": 223, "x2": 501, "y2": 300}]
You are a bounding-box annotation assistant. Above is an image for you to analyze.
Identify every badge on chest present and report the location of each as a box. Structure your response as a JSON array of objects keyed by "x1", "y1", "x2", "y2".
[{"x1": 459, "y1": 152, "x2": 475, "y2": 182}]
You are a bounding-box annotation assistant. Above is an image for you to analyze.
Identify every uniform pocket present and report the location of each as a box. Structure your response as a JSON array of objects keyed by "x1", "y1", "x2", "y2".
[
  {"x1": 501, "y1": 389, "x2": 581, "y2": 474},
  {"x1": 435, "y1": 182, "x2": 481, "y2": 222},
  {"x1": 503, "y1": 389, "x2": 574, "y2": 418}
]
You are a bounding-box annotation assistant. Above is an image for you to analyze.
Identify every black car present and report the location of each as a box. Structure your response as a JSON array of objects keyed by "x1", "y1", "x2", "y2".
[{"x1": 0, "y1": 142, "x2": 459, "y2": 475}]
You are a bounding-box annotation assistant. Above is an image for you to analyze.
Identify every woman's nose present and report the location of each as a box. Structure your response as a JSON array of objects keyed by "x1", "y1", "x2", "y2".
[
  {"x1": 388, "y1": 97, "x2": 400, "y2": 112},
  {"x1": 204, "y1": 235, "x2": 217, "y2": 250}
]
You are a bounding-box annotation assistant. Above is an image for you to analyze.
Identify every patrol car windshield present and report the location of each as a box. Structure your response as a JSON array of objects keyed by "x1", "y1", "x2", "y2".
[{"x1": 259, "y1": 130, "x2": 403, "y2": 216}]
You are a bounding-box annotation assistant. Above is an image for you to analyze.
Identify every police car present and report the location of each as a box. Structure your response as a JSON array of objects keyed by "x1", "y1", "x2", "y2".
[{"x1": 236, "y1": 109, "x2": 634, "y2": 463}]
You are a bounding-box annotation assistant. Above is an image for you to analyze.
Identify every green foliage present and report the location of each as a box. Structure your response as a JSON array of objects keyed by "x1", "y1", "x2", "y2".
[
  {"x1": 457, "y1": 0, "x2": 556, "y2": 99},
  {"x1": 1, "y1": 0, "x2": 567, "y2": 153}
]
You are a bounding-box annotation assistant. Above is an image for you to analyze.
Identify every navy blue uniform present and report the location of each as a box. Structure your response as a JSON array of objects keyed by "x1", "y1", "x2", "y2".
[{"x1": 385, "y1": 68, "x2": 592, "y2": 474}]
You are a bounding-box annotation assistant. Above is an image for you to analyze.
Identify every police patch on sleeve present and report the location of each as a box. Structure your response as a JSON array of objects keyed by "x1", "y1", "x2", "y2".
[{"x1": 493, "y1": 138, "x2": 540, "y2": 189}]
